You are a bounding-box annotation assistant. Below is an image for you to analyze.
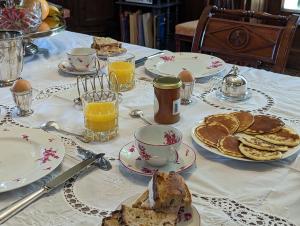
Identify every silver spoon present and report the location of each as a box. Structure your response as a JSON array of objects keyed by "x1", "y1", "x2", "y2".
[
  {"x1": 129, "y1": 109, "x2": 152, "y2": 125},
  {"x1": 40, "y1": 121, "x2": 91, "y2": 143},
  {"x1": 77, "y1": 147, "x2": 112, "y2": 171}
]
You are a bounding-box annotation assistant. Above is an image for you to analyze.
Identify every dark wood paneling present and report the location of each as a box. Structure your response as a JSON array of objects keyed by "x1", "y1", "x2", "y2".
[
  {"x1": 49, "y1": 0, "x2": 118, "y2": 37},
  {"x1": 181, "y1": 0, "x2": 204, "y2": 22}
]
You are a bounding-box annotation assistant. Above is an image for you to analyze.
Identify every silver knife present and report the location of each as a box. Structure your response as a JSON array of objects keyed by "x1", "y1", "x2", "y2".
[
  {"x1": 0, "y1": 154, "x2": 102, "y2": 224},
  {"x1": 135, "y1": 51, "x2": 164, "y2": 66}
]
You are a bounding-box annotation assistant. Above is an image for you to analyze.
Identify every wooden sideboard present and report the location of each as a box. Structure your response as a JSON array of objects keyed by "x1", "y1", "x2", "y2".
[{"x1": 49, "y1": 0, "x2": 118, "y2": 37}]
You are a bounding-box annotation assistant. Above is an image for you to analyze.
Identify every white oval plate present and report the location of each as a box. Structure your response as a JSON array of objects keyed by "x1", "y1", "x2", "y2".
[
  {"x1": 119, "y1": 141, "x2": 196, "y2": 176},
  {"x1": 191, "y1": 123, "x2": 300, "y2": 162},
  {"x1": 0, "y1": 127, "x2": 65, "y2": 193},
  {"x1": 119, "y1": 194, "x2": 201, "y2": 226},
  {"x1": 145, "y1": 52, "x2": 226, "y2": 78}
]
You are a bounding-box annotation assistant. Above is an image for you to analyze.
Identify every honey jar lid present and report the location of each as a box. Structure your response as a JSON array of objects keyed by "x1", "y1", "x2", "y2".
[{"x1": 153, "y1": 76, "x2": 182, "y2": 89}]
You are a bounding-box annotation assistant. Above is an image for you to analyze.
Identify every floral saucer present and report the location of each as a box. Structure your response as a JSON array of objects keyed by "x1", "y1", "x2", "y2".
[
  {"x1": 58, "y1": 61, "x2": 105, "y2": 75},
  {"x1": 119, "y1": 141, "x2": 196, "y2": 176}
]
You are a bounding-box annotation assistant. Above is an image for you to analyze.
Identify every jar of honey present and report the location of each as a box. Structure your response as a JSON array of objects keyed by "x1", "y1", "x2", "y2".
[{"x1": 153, "y1": 76, "x2": 182, "y2": 124}]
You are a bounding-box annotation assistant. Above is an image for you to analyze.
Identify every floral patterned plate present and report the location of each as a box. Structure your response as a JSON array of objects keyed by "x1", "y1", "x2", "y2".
[
  {"x1": 144, "y1": 52, "x2": 226, "y2": 78},
  {"x1": 119, "y1": 194, "x2": 201, "y2": 226},
  {"x1": 119, "y1": 141, "x2": 196, "y2": 176},
  {"x1": 0, "y1": 127, "x2": 65, "y2": 193}
]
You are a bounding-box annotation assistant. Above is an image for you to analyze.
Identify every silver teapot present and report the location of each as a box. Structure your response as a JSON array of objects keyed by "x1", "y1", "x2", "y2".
[{"x1": 0, "y1": 30, "x2": 24, "y2": 87}]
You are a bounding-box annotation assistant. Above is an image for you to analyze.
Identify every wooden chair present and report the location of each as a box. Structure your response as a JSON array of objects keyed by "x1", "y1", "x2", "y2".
[
  {"x1": 175, "y1": 0, "x2": 249, "y2": 51},
  {"x1": 192, "y1": 6, "x2": 299, "y2": 73}
]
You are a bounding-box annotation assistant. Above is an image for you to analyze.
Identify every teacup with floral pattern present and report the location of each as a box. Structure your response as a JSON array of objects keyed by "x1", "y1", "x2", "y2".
[{"x1": 134, "y1": 125, "x2": 182, "y2": 167}]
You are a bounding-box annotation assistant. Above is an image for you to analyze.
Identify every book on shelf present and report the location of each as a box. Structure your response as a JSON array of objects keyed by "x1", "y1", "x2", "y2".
[
  {"x1": 120, "y1": 10, "x2": 166, "y2": 49},
  {"x1": 142, "y1": 12, "x2": 154, "y2": 48},
  {"x1": 129, "y1": 11, "x2": 138, "y2": 44},
  {"x1": 137, "y1": 12, "x2": 145, "y2": 46}
]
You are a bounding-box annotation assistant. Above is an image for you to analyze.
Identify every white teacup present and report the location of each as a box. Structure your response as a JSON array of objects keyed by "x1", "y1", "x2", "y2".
[
  {"x1": 134, "y1": 125, "x2": 182, "y2": 167},
  {"x1": 67, "y1": 48, "x2": 97, "y2": 72}
]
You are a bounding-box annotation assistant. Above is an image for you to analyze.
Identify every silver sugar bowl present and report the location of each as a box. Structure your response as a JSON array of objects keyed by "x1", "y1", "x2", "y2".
[{"x1": 218, "y1": 65, "x2": 250, "y2": 102}]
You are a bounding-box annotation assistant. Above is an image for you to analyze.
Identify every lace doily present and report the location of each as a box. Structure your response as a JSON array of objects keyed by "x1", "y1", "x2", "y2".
[
  {"x1": 196, "y1": 88, "x2": 274, "y2": 113},
  {"x1": 192, "y1": 194, "x2": 296, "y2": 226}
]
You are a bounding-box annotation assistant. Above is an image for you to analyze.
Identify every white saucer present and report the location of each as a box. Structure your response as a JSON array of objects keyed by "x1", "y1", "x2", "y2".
[
  {"x1": 58, "y1": 61, "x2": 103, "y2": 75},
  {"x1": 119, "y1": 141, "x2": 196, "y2": 176}
]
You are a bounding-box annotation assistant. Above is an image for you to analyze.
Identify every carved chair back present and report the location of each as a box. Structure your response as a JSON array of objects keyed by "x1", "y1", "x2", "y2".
[{"x1": 192, "y1": 6, "x2": 299, "y2": 73}]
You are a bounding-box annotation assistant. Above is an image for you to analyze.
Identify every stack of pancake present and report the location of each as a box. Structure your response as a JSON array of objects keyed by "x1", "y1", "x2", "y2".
[{"x1": 195, "y1": 112, "x2": 300, "y2": 161}]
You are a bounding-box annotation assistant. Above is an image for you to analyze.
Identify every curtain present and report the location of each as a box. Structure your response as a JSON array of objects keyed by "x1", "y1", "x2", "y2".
[{"x1": 251, "y1": 0, "x2": 265, "y2": 11}]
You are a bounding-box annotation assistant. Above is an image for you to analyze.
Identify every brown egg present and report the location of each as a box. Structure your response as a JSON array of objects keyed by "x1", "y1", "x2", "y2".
[
  {"x1": 178, "y1": 69, "x2": 194, "y2": 82},
  {"x1": 11, "y1": 79, "x2": 32, "y2": 92}
]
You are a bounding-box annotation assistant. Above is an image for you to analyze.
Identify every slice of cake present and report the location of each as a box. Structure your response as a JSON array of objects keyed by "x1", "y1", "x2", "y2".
[
  {"x1": 148, "y1": 171, "x2": 187, "y2": 213},
  {"x1": 121, "y1": 205, "x2": 177, "y2": 226},
  {"x1": 91, "y1": 37, "x2": 124, "y2": 56},
  {"x1": 92, "y1": 37, "x2": 121, "y2": 49},
  {"x1": 101, "y1": 210, "x2": 121, "y2": 226}
]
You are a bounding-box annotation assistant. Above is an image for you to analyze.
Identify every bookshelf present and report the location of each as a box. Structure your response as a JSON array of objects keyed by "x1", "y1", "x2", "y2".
[{"x1": 116, "y1": 0, "x2": 181, "y2": 50}]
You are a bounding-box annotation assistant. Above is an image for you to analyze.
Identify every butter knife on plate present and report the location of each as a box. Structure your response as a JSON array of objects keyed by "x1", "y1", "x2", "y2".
[
  {"x1": 0, "y1": 154, "x2": 103, "y2": 224},
  {"x1": 135, "y1": 51, "x2": 164, "y2": 66}
]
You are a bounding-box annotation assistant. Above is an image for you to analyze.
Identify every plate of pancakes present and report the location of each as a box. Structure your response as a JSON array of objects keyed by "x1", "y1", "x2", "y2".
[{"x1": 191, "y1": 112, "x2": 300, "y2": 161}]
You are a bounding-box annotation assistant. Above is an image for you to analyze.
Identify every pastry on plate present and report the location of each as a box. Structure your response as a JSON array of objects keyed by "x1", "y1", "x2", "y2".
[
  {"x1": 238, "y1": 134, "x2": 288, "y2": 152},
  {"x1": 239, "y1": 143, "x2": 282, "y2": 161},
  {"x1": 256, "y1": 127, "x2": 300, "y2": 147},
  {"x1": 195, "y1": 122, "x2": 230, "y2": 147},
  {"x1": 91, "y1": 36, "x2": 125, "y2": 56},
  {"x1": 102, "y1": 171, "x2": 194, "y2": 225},
  {"x1": 244, "y1": 115, "x2": 284, "y2": 134},
  {"x1": 230, "y1": 111, "x2": 254, "y2": 132},
  {"x1": 133, "y1": 171, "x2": 192, "y2": 213},
  {"x1": 121, "y1": 205, "x2": 177, "y2": 226},
  {"x1": 217, "y1": 135, "x2": 245, "y2": 158},
  {"x1": 204, "y1": 113, "x2": 239, "y2": 134},
  {"x1": 101, "y1": 210, "x2": 121, "y2": 226}
]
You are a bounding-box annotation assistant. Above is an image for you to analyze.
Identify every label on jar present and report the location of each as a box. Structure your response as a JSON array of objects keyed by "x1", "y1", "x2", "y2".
[
  {"x1": 154, "y1": 95, "x2": 159, "y2": 114},
  {"x1": 172, "y1": 99, "x2": 180, "y2": 115}
]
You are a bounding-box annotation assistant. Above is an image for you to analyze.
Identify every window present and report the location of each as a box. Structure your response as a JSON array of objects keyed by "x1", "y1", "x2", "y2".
[{"x1": 282, "y1": 0, "x2": 300, "y2": 12}]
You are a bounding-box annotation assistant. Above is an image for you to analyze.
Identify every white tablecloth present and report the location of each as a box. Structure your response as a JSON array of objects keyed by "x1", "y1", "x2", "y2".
[{"x1": 0, "y1": 31, "x2": 300, "y2": 226}]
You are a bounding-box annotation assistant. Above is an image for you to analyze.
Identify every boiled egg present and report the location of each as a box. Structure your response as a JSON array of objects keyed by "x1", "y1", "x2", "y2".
[
  {"x1": 11, "y1": 79, "x2": 32, "y2": 92},
  {"x1": 178, "y1": 69, "x2": 194, "y2": 82}
]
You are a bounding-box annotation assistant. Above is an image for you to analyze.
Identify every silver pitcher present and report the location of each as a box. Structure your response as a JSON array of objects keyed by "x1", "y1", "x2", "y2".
[{"x1": 0, "y1": 30, "x2": 24, "y2": 87}]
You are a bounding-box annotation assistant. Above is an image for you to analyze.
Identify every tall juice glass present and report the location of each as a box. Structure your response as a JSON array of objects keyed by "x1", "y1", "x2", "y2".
[
  {"x1": 82, "y1": 90, "x2": 118, "y2": 142},
  {"x1": 108, "y1": 53, "x2": 135, "y2": 92}
]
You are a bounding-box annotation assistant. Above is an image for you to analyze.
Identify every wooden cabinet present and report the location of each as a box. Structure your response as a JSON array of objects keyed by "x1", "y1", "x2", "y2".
[{"x1": 49, "y1": 0, "x2": 118, "y2": 37}]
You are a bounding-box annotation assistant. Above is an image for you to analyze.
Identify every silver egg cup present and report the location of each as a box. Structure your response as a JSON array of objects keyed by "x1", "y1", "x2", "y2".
[
  {"x1": 11, "y1": 89, "x2": 33, "y2": 117},
  {"x1": 180, "y1": 81, "x2": 194, "y2": 105}
]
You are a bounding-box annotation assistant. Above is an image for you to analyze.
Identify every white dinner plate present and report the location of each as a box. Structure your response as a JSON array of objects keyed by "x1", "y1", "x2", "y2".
[
  {"x1": 191, "y1": 123, "x2": 300, "y2": 162},
  {"x1": 119, "y1": 141, "x2": 196, "y2": 176},
  {"x1": 144, "y1": 52, "x2": 226, "y2": 78},
  {"x1": 119, "y1": 194, "x2": 201, "y2": 226},
  {"x1": 0, "y1": 127, "x2": 65, "y2": 193}
]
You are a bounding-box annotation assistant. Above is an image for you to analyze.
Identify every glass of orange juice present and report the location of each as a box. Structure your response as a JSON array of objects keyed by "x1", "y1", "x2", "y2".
[
  {"x1": 82, "y1": 90, "x2": 118, "y2": 142},
  {"x1": 108, "y1": 53, "x2": 135, "y2": 92}
]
